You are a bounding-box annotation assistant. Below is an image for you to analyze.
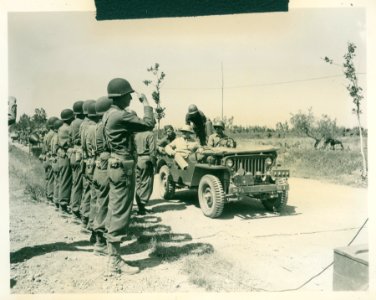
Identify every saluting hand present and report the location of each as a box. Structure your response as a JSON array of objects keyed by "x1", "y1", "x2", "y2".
[{"x1": 137, "y1": 93, "x2": 149, "y2": 106}]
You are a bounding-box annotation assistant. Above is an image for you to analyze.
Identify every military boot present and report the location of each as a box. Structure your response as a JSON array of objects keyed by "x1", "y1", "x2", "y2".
[
  {"x1": 89, "y1": 230, "x2": 96, "y2": 244},
  {"x1": 106, "y1": 242, "x2": 140, "y2": 275},
  {"x1": 80, "y1": 216, "x2": 91, "y2": 234},
  {"x1": 59, "y1": 204, "x2": 70, "y2": 218},
  {"x1": 93, "y1": 231, "x2": 107, "y2": 256}
]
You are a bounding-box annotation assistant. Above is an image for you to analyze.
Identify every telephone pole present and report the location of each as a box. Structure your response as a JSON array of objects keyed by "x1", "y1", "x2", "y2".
[{"x1": 221, "y1": 62, "x2": 224, "y2": 120}]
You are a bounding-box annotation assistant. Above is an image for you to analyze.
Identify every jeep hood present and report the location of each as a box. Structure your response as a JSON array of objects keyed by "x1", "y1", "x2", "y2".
[{"x1": 201, "y1": 145, "x2": 278, "y2": 156}]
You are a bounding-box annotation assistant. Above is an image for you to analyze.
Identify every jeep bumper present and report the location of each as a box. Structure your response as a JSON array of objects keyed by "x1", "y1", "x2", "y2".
[{"x1": 228, "y1": 183, "x2": 289, "y2": 197}]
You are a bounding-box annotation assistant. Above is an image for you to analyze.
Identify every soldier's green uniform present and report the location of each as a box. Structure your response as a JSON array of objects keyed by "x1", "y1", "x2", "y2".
[
  {"x1": 50, "y1": 119, "x2": 63, "y2": 209},
  {"x1": 57, "y1": 109, "x2": 74, "y2": 213},
  {"x1": 92, "y1": 96, "x2": 112, "y2": 256},
  {"x1": 134, "y1": 131, "x2": 156, "y2": 214},
  {"x1": 79, "y1": 100, "x2": 96, "y2": 229},
  {"x1": 104, "y1": 77, "x2": 155, "y2": 275},
  {"x1": 42, "y1": 117, "x2": 58, "y2": 203},
  {"x1": 84, "y1": 110, "x2": 99, "y2": 232},
  {"x1": 69, "y1": 101, "x2": 85, "y2": 220}
]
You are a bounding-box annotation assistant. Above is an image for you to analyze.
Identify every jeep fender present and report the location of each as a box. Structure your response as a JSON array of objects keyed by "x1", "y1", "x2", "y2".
[{"x1": 190, "y1": 164, "x2": 231, "y2": 189}]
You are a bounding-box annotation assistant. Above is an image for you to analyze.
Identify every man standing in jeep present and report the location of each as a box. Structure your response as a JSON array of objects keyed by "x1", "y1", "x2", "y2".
[{"x1": 185, "y1": 104, "x2": 207, "y2": 146}]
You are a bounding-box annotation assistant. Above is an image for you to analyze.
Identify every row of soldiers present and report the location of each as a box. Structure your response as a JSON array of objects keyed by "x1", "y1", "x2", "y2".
[
  {"x1": 40, "y1": 78, "x2": 156, "y2": 276},
  {"x1": 38, "y1": 77, "x2": 235, "y2": 277}
]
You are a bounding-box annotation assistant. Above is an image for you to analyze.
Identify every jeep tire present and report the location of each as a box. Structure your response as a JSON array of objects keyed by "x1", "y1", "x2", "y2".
[
  {"x1": 158, "y1": 165, "x2": 175, "y2": 200},
  {"x1": 198, "y1": 175, "x2": 225, "y2": 218},
  {"x1": 261, "y1": 191, "x2": 288, "y2": 213}
]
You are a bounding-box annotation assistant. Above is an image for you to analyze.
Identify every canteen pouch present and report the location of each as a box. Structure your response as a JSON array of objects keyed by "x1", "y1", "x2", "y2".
[
  {"x1": 57, "y1": 148, "x2": 66, "y2": 158},
  {"x1": 120, "y1": 159, "x2": 135, "y2": 176},
  {"x1": 96, "y1": 152, "x2": 110, "y2": 170},
  {"x1": 85, "y1": 157, "x2": 96, "y2": 175},
  {"x1": 75, "y1": 148, "x2": 83, "y2": 162}
]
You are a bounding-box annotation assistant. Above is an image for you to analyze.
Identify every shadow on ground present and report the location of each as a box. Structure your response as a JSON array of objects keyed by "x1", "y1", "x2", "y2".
[
  {"x1": 10, "y1": 240, "x2": 92, "y2": 264},
  {"x1": 150, "y1": 189, "x2": 298, "y2": 220},
  {"x1": 123, "y1": 209, "x2": 214, "y2": 271}
]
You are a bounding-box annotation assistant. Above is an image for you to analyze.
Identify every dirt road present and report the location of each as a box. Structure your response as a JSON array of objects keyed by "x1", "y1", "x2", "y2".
[{"x1": 9, "y1": 150, "x2": 368, "y2": 293}]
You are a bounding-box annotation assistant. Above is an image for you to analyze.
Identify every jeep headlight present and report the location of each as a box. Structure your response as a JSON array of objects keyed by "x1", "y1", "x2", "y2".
[
  {"x1": 226, "y1": 159, "x2": 234, "y2": 168},
  {"x1": 265, "y1": 157, "x2": 272, "y2": 166}
]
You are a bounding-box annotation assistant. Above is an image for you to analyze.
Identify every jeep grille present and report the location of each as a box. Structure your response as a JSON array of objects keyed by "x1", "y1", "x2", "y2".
[{"x1": 231, "y1": 155, "x2": 272, "y2": 174}]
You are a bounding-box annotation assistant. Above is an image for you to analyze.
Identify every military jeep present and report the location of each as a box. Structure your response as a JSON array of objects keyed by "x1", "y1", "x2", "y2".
[{"x1": 156, "y1": 146, "x2": 290, "y2": 218}]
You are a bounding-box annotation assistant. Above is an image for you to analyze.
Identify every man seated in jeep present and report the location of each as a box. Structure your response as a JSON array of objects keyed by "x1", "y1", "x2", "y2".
[
  {"x1": 157, "y1": 125, "x2": 176, "y2": 153},
  {"x1": 207, "y1": 120, "x2": 236, "y2": 148},
  {"x1": 164, "y1": 125, "x2": 200, "y2": 169}
]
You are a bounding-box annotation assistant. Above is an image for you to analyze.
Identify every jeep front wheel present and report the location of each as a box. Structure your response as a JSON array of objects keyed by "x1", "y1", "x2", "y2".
[
  {"x1": 158, "y1": 165, "x2": 175, "y2": 200},
  {"x1": 261, "y1": 191, "x2": 288, "y2": 213},
  {"x1": 198, "y1": 175, "x2": 225, "y2": 218}
]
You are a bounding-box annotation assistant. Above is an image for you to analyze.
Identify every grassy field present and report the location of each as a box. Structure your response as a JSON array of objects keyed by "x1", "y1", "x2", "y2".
[
  {"x1": 237, "y1": 136, "x2": 367, "y2": 188},
  {"x1": 9, "y1": 145, "x2": 46, "y2": 202}
]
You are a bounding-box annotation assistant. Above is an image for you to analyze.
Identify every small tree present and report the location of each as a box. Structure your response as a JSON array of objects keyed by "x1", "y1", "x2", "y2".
[
  {"x1": 143, "y1": 63, "x2": 166, "y2": 137},
  {"x1": 324, "y1": 42, "x2": 367, "y2": 179},
  {"x1": 17, "y1": 113, "x2": 32, "y2": 132},
  {"x1": 276, "y1": 121, "x2": 289, "y2": 138},
  {"x1": 290, "y1": 108, "x2": 338, "y2": 149},
  {"x1": 31, "y1": 108, "x2": 47, "y2": 130},
  {"x1": 290, "y1": 108, "x2": 321, "y2": 148}
]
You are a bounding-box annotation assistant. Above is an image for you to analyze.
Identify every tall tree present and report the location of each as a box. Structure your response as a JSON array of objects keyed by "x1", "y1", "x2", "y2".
[{"x1": 324, "y1": 42, "x2": 367, "y2": 179}]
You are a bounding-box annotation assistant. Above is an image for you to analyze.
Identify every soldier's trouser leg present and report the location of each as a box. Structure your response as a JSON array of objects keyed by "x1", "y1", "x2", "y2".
[
  {"x1": 70, "y1": 159, "x2": 83, "y2": 216},
  {"x1": 87, "y1": 159, "x2": 97, "y2": 230},
  {"x1": 105, "y1": 158, "x2": 135, "y2": 243},
  {"x1": 135, "y1": 157, "x2": 154, "y2": 208},
  {"x1": 44, "y1": 161, "x2": 54, "y2": 201},
  {"x1": 80, "y1": 162, "x2": 91, "y2": 227},
  {"x1": 197, "y1": 130, "x2": 207, "y2": 146},
  {"x1": 93, "y1": 167, "x2": 110, "y2": 233},
  {"x1": 52, "y1": 160, "x2": 60, "y2": 207},
  {"x1": 58, "y1": 156, "x2": 72, "y2": 208}
]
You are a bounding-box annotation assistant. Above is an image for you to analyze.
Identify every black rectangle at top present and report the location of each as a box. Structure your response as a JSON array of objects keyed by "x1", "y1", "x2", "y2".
[{"x1": 95, "y1": 0, "x2": 289, "y2": 20}]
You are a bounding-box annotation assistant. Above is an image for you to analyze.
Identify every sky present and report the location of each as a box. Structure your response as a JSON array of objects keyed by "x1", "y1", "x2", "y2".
[{"x1": 8, "y1": 8, "x2": 367, "y2": 129}]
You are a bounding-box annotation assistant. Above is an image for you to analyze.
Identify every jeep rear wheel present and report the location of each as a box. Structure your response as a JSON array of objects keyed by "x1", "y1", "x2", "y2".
[
  {"x1": 261, "y1": 191, "x2": 288, "y2": 213},
  {"x1": 158, "y1": 165, "x2": 175, "y2": 200},
  {"x1": 198, "y1": 175, "x2": 225, "y2": 218}
]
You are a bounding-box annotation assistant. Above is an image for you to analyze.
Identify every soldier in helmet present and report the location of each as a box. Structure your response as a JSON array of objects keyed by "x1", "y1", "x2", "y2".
[
  {"x1": 92, "y1": 96, "x2": 112, "y2": 256},
  {"x1": 50, "y1": 118, "x2": 64, "y2": 210},
  {"x1": 69, "y1": 101, "x2": 85, "y2": 222},
  {"x1": 208, "y1": 120, "x2": 236, "y2": 148},
  {"x1": 104, "y1": 77, "x2": 155, "y2": 275},
  {"x1": 79, "y1": 100, "x2": 96, "y2": 233},
  {"x1": 185, "y1": 104, "x2": 207, "y2": 146},
  {"x1": 56, "y1": 109, "x2": 74, "y2": 216},
  {"x1": 43, "y1": 116, "x2": 58, "y2": 204},
  {"x1": 84, "y1": 101, "x2": 100, "y2": 243}
]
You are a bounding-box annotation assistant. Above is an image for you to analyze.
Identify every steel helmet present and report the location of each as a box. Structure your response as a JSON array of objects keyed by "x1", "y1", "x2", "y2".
[
  {"x1": 47, "y1": 116, "x2": 59, "y2": 129},
  {"x1": 87, "y1": 101, "x2": 97, "y2": 117},
  {"x1": 53, "y1": 119, "x2": 64, "y2": 130},
  {"x1": 213, "y1": 120, "x2": 225, "y2": 129},
  {"x1": 72, "y1": 100, "x2": 84, "y2": 115},
  {"x1": 95, "y1": 96, "x2": 112, "y2": 116},
  {"x1": 188, "y1": 104, "x2": 198, "y2": 115},
  {"x1": 82, "y1": 100, "x2": 96, "y2": 115},
  {"x1": 60, "y1": 109, "x2": 74, "y2": 121},
  {"x1": 107, "y1": 78, "x2": 134, "y2": 98},
  {"x1": 179, "y1": 125, "x2": 194, "y2": 134}
]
